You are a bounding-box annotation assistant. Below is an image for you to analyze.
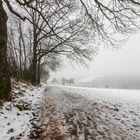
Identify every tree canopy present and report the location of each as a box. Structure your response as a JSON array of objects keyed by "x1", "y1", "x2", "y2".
[{"x1": 1, "y1": 0, "x2": 140, "y2": 99}]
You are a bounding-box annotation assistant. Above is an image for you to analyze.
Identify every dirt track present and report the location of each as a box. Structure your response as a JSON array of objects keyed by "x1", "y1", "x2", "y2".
[{"x1": 31, "y1": 86, "x2": 140, "y2": 140}]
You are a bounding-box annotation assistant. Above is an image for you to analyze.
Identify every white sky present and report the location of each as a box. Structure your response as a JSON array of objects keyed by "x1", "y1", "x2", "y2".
[{"x1": 50, "y1": 32, "x2": 140, "y2": 80}]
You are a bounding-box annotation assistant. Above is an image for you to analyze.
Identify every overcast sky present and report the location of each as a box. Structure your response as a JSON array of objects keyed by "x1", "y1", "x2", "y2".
[{"x1": 50, "y1": 32, "x2": 140, "y2": 80}]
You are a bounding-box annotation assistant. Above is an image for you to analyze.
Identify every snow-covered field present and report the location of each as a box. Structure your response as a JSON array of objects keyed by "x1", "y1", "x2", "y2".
[
  {"x1": 1, "y1": 84, "x2": 140, "y2": 140},
  {"x1": 37, "y1": 85, "x2": 140, "y2": 140}
]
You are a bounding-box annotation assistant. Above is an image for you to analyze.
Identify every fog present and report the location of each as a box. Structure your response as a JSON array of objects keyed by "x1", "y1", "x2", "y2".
[{"x1": 50, "y1": 32, "x2": 140, "y2": 81}]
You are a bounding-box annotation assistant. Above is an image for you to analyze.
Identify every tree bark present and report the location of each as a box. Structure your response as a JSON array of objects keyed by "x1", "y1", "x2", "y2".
[
  {"x1": 0, "y1": 1, "x2": 11, "y2": 100},
  {"x1": 37, "y1": 59, "x2": 41, "y2": 85},
  {"x1": 31, "y1": 24, "x2": 38, "y2": 85},
  {"x1": 31, "y1": 47, "x2": 37, "y2": 85}
]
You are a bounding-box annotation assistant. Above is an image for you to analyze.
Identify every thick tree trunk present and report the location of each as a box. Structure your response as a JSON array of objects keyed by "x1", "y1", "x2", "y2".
[
  {"x1": 31, "y1": 25, "x2": 37, "y2": 85},
  {"x1": 0, "y1": 2, "x2": 11, "y2": 100}
]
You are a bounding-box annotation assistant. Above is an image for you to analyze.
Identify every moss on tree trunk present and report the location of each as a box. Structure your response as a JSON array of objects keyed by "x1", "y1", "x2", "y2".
[{"x1": 0, "y1": 2, "x2": 11, "y2": 100}]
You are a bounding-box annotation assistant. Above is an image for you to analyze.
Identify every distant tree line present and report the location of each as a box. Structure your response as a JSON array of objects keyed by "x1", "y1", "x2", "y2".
[{"x1": 51, "y1": 78, "x2": 75, "y2": 85}]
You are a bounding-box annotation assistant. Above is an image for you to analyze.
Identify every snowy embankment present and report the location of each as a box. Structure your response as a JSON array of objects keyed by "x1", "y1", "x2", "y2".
[
  {"x1": 0, "y1": 81, "x2": 45, "y2": 140},
  {"x1": 36, "y1": 85, "x2": 140, "y2": 140}
]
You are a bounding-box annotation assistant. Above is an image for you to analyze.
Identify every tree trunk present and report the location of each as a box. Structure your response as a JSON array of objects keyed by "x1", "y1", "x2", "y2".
[
  {"x1": 31, "y1": 49, "x2": 37, "y2": 85},
  {"x1": 19, "y1": 36, "x2": 22, "y2": 78},
  {"x1": 37, "y1": 59, "x2": 41, "y2": 85},
  {"x1": 31, "y1": 25, "x2": 37, "y2": 85},
  {"x1": 0, "y1": 2, "x2": 11, "y2": 100}
]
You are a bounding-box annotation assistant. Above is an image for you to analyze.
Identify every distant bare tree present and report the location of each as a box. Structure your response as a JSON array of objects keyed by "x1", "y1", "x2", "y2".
[{"x1": 67, "y1": 79, "x2": 75, "y2": 86}]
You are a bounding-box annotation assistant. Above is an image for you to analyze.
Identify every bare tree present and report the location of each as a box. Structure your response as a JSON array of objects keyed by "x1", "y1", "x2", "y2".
[
  {"x1": 7, "y1": 16, "x2": 32, "y2": 81},
  {"x1": 1, "y1": 0, "x2": 140, "y2": 100}
]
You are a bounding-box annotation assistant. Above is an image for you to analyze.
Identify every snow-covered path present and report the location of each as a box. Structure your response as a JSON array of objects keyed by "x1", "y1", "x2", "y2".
[{"x1": 37, "y1": 86, "x2": 140, "y2": 140}]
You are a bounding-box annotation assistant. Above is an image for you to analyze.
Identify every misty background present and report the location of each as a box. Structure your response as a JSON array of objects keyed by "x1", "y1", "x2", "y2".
[{"x1": 50, "y1": 32, "x2": 140, "y2": 89}]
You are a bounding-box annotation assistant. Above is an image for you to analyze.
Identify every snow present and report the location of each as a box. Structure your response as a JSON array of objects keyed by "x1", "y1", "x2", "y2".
[
  {"x1": 0, "y1": 103, "x2": 31, "y2": 140},
  {"x1": 1, "y1": 83, "x2": 140, "y2": 139},
  {"x1": 56, "y1": 85, "x2": 140, "y2": 103},
  {"x1": 0, "y1": 82, "x2": 45, "y2": 140},
  {"x1": 38, "y1": 85, "x2": 140, "y2": 139}
]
